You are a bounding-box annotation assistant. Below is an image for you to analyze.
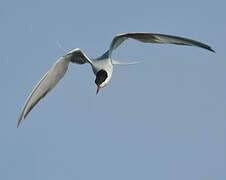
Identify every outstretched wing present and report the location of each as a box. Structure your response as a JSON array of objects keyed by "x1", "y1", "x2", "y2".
[
  {"x1": 108, "y1": 32, "x2": 215, "y2": 57},
  {"x1": 17, "y1": 49, "x2": 91, "y2": 128}
]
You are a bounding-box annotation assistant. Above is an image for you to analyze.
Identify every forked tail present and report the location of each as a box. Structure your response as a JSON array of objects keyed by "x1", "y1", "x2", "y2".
[{"x1": 112, "y1": 60, "x2": 141, "y2": 66}]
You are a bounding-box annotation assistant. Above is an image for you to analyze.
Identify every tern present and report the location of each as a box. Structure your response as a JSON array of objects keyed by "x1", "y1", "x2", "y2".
[{"x1": 17, "y1": 32, "x2": 215, "y2": 127}]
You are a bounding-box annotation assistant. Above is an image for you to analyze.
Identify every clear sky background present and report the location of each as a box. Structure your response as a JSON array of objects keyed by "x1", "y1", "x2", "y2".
[{"x1": 1, "y1": 0, "x2": 225, "y2": 179}]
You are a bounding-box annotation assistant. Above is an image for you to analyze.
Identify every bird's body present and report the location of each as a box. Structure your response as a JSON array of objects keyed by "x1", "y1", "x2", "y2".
[
  {"x1": 92, "y1": 59, "x2": 113, "y2": 90},
  {"x1": 17, "y1": 32, "x2": 215, "y2": 127},
  {"x1": 92, "y1": 58, "x2": 113, "y2": 78}
]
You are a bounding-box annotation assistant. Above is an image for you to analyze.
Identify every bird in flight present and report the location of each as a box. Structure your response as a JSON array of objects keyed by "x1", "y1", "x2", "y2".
[{"x1": 17, "y1": 32, "x2": 215, "y2": 127}]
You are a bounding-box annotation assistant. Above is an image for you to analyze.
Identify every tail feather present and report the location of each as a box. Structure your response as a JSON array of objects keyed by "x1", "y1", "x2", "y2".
[{"x1": 112, "y1": 60, "x2": 141, "y2": 65}]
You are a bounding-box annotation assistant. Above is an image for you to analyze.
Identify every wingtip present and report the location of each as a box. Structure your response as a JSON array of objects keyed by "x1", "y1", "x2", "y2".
[
  {"x1": 17, "y1": 119, "x2": 22, "y2": 128},
  {"x1": 206, "y1": 44, "x2": 215, "y2": 53},
  {"x1": 210, "y1": 48, "x2": 216, "y2": 53},
  {"x1": 17, "y1": 114, "x2": 24, "y2": 128}
]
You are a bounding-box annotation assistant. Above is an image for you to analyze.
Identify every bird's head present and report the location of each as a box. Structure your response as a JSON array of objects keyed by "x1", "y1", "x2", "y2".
[{"x1": 95, "y1": 70, "x2": 108, "y2": 94}]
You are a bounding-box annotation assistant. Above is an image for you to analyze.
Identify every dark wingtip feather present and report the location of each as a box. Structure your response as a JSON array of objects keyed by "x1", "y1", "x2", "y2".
[
  {"x1": 209, "y1": 48, "x2": 216, "y2": 53},
  {"x1": 17, "y1": 122, "x2": 21, "y2": 128},
  {"x1": 199, "y1": 43, "x2": 215, "y2": 53}
]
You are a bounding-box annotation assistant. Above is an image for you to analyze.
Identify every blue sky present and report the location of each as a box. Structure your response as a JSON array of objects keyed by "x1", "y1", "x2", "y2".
[{"x1": 1, "y1": 0, "x2": 225, "y2": 179}]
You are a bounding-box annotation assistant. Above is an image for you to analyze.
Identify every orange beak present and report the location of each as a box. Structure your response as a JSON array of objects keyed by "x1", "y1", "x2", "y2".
[{"x1": 96, "y1": 86, "x2": 101, "y2": 94}]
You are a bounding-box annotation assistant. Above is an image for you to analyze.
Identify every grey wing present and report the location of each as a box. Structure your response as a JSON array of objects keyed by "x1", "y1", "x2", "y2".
[
  {"x1": 108, "y1": 32, "x2": 215, "y2": 57},
  {"x1": 66, "y1": 48, "x2": 92, "y2": 64},
  {"x1": 17, "y1": 49, "x2": 91, "y2": 128},
  {"x1": 17, "y1": 56, "x2": 70, "y2": 128}
]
